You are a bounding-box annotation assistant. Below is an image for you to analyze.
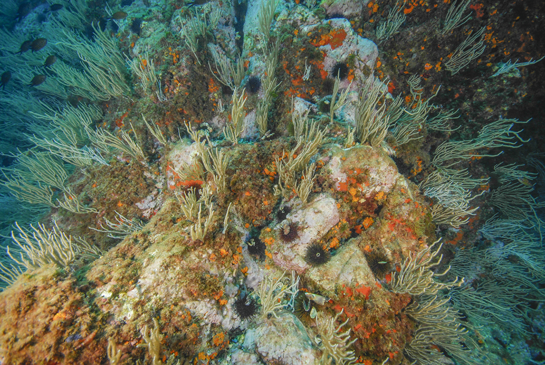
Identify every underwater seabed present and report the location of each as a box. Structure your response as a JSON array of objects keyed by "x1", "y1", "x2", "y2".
[{"x1": 1, "y1": 0, "x2": 545, "y2": 364}]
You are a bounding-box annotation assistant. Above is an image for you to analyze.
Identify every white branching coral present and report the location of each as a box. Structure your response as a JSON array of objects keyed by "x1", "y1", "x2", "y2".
[
  {"x1": 107, "y1": 337, "x2": 122, "y2": 365},
  {"x1": 143, "y1": 115, "x2": 167, "y2": 145},
  {"x1": 432, "y1": 118, "x2": 529, "y2": 168},
  {"x1": 224, "y1": 87, "x2": 247, "y2": 145},
  {"x1": 8, "y1": 221, "x2": 77, "y2": 269},
  {"x1": 313, "y1": 309, "x2": 357, "y2": 365},
  {"x1": 444, "y1": 27, "x2": 486, "y2": 75},
  {"x1": 208, "y1": 45, "x2": 245, "y2": 91},
  {"x1": 130, "y1": 53, "x2": 158, "y2": 97},
  {"x1": 274, "y1": 122, "x2": 325, "y2": 201},
  {"x1": 175, "y1": 188, "x2": 200, "y2": 220},
  {"x1": 184, "y1": 122, "x2": 230, "y2": 193},
  {"x1": 257, "y1": 271, "x2": 299, "y2": 319},
  {"x1": 90, "y1": 123, "x2": 146, "y2": 160},
  {"x1": 329, "y1": 76, "x2": 352, "y2": 124},
  {"x1": 389, "y1": 239, "x2": 463, "y2": 296},
  {"x1": 53, "y1": 23, "x2": 129, "y2": 101},
  {"x1": 489, "y1": 175, "x2": 538, "y2": 220},
  {"x1": 90, "y1": 211, "x2": 144, "y2": 239},
  {"x1": 138, "y1": 318, "x2": 164, "y2": 365},
  {"x1": 354, "y1": 74, "x2": 390, "y2": 147},
  {"x1": 294, "y1": 163, "x2": 316, "y2": 204},
  {"x1": 375, "y1": 0, "x2": 406, "y2": 42},
  {"x1": 256, "y1": 45, "x2": 281, "y2": 137},
  {"x1": 178, "y1": 4, "x2": 220, "y2": 64},
  {"x1": 441, "y1": 0, "x2": 471, "y2": 35},
  {"x1": 187, "y1": 203, "x2": 215, "y2": 241},
  {"x1": 423, "y1": 118, "x2": 529, "y2": 228},
  {"x1": 1, "y1": 221, "x2": 103, "y2": 287},
  {"x1": 422, "y1": 177, "x2": 483, "y2": 228},
  {"x1": 258, "y1": 0, "x2": 279, "y2": 41},
  {"x1": 404, "y1": 294, "x2": 483, "y2": 365}
]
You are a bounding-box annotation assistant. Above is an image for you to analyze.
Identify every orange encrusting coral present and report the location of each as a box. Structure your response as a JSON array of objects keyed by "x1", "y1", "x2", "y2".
[{"x1": 309, "y1": 28, "x2": 347, "y2": 50}]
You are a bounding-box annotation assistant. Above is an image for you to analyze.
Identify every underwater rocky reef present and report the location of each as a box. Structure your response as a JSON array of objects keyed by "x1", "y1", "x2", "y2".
[{"x1": 0, "y1": 0, "x2": 545, "y2": 364}]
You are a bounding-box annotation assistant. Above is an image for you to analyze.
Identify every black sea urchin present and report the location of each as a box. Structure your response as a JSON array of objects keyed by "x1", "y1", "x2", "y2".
[
  {"x1": 322, "y1": 78, "x2": 335, "y2": 95},
  {"x1": 280, "y1": 221, "x2": 299, "y2": 243},
  {"x1": 246, "y1": 227, "x2": 266, "y2": 259},
  {"x1": 276, "y1": 205, "x2": 291, "y2": 221},
  {"x1": 305, "y1": 243, "x2": 331, "y2": 266},
  {"x1": 365, "y1": 250, "x2": 391, "y2": 279},
  {"x1": 247, "y1": 75, "x2": 261, "y2": 93},
  {"x1": 247, "y1": 237, "x2": 266, "y2": 258},
  {"x1": 331, "y1": 62, "x2": 349, "y2": 80},
  {"x1": 234, "y1": 295, "x2": 257, "y2": 320}
]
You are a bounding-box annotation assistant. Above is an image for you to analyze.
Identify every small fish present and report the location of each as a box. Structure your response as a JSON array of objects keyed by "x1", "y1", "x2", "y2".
[
  {"x1": 305, "y1": 292, "x2": 328, "y2": 306},
  {"x1": 518, "y1": 178, "x2": 534, "y2": 187},
  {"x1": 50, "y1": 4, "x2": 63, "y2": 11},
  {"x1": 44, "y1": 55, "x2": 57, "y2": 67},
  {"x1": 1, "y1": 71, "x2": 11, "y2": 89},
  {"x1": 30, "y1": 74, "x2": 46, "y2": 86},
  {"x1": 37, "y1": 13, "x2": 47, "y2": 23},
  {"x1": 17, "y1": 40, "x2": 32, "y2": 54},
  {"x1": 110, "y1": 11, "x2": 128, "y2": 20},
  {"x1": 66, "y1": 94, "x2": 81, "y2": 107},
  {"x1": 31, "y1": 38, "x2": 47, "y2": 52}
]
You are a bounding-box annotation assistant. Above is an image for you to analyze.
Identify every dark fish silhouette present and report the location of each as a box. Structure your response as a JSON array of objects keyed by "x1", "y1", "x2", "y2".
[
  {"x1": 30, "y1": 74, "x2": 46, "y2": 86},
  {"x1": 131, "y1": 18, "x2": 142, "y2": 36},
  {"x1": 16, "y1": 2, "x2": 31, "y2": 21},
  {"x1": 17, "y1": 40, "x2": 32, "y2": 54},
  {"x1": 110, "y1": 11, "x2": 128, "y2": 20},
  {"x1": 1, "y1": 71, "x2": 11, "y2": 89},
  {"x1": 50, "y1": 4, "x2": 63, "y2": 11},
  {"x1": 31, "y1": 38, "x2": 47, "y2": 52},
  {"x1": 37, "y1": 13, "x2": 47, "y2": 23},
  {"x1": 44, "y1": 55, "x2": 57, "y2": 67},
  {"x1": 110, "y1": 20, "x2": 119, "y2": 32}
]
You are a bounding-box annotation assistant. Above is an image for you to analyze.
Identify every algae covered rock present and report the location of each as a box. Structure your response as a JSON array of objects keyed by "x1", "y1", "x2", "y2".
[
  {"x1": 3, "y1": 0, "x2": 542, "y2": 363},
  {"x1": 245, "y1": 312, "x2": 319, "y2": 365}
]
